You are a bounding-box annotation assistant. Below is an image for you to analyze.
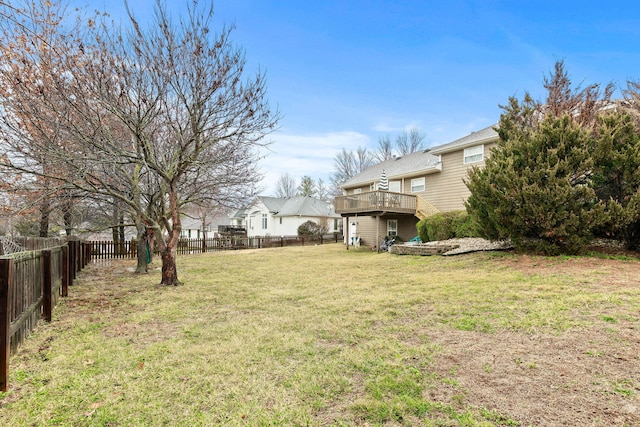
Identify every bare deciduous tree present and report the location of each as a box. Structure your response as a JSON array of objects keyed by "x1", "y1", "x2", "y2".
[
  {"x1": 390, "y1": 127, "x2": 427, "y2": 157},
  {"x1": 329, "y1": 146, "x2": 374, "y2": 196},
  {"x1": 373, "y1": 127, "x2": 426, "y2": 162},
  {"x1": 375, "y1": 134, "x2": 394, "y2": 162},
  {"x1": 274, "y1": 173, "x2": 297, "y2": 198},
  {"x1": 0, "y1": 0, "x2": 279, "y2": 285}
]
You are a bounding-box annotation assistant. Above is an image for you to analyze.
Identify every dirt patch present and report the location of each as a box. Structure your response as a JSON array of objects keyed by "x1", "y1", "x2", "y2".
[
  {"x1": 428, "y1": 326, "x2": 639, "y2": 426},
  {"x1": 497, "y1": 251, "x2": 640, "y2": 279},
  {"x1": 426, "y1": 254, "x2": 640, "y2": 426}
]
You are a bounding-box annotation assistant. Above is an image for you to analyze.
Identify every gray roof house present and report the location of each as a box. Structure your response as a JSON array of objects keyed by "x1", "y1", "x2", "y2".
[
  {"x1": 246, "y1": 195, "x2": 341, "y2": 237},
  {"x1": 334, "y1": 124, "x2": 498, "y2": 248}
]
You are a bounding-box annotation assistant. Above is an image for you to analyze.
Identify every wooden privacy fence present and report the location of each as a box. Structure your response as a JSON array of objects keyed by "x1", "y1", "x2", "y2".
[
  {"x1": 176, "y1": 234, "x2": 341, "y2": 254},
  {"x1": 88, "y1": 234, "x2": 342, "y2": 258},
  {"x1": 0, "y1": 239, "x2": 90, "y2": 392}
]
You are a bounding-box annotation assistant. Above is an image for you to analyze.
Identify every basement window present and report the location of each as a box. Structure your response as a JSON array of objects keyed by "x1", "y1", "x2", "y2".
[{"x1": 387, "y1": 219, "x2": 397, "y2": 237}]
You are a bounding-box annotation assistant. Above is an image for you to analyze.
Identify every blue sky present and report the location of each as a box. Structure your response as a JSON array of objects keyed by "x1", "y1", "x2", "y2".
[{"x1": 98, "y1": 0, "x2": 640, "y2": 195}]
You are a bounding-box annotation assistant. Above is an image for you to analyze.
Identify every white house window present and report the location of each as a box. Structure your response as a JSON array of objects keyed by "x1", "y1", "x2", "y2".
[
  {"x1": 410, "y1": 177, "x2": 425, "y2": 193},
  {"x1": 389, "y1": 180, "x2": 401, "y2": 192},
  {"x1": 464, "y1": 145, "x2": 484, "y2": 164},
  {"x1": 334, "y1": 218, "x2": 339, "y2": 231},
  {"x1": 261, "y1": 214, "x2": 267, "y2": 229},
  {"x1": 387, "y1": 219, "x2": 398, "y2": 237},
  {"x1": 353, "y1": 188, "x2": 362, "y2": 194},
  {"x1": 279, "y1": 217, "x2": 282, "y2": 225}
]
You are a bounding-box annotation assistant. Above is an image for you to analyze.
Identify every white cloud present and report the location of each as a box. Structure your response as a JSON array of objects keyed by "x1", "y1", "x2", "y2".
[{"x1": 258, "y1": 130, "x2": 371, "y2": 196}]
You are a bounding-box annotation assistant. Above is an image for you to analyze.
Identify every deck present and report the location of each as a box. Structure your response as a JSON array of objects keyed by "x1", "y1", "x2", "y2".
[{"x1": 333, "y1": 191, "x2": 417, "y2": 216}]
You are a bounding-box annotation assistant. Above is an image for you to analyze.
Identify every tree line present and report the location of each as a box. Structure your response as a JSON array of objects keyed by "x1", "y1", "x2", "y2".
[{"x1": 0, "y1": 0, "x2": 279, "y2": 285}]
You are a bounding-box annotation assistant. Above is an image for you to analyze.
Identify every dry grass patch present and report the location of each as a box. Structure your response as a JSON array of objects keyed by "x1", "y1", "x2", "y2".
[{"x1": 0, "y1": 244, "x2": 638, "y2": 426}]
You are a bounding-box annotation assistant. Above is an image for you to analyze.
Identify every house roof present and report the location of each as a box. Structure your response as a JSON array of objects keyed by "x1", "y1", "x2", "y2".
[
  {"x1": 428, "y1": 124, "x2": 498, "y2": 155},
  {"x1": 340, "y1": 124, "x2": 499, "y2": 189},
  {"x1": 254, "y1": 196, "x2": 340, "y2": 218},
  {"x1": 340, "y1": 150, "x2": 441, "y2": 189},
  {"x1": 181, "y1": 217, "x2": 209, "y2": 230},
  {"x1": 229, "y1": 209, "x2": 247, "y2": 219},
  {"x1": 275, "y1": 196, "x2": 340, "y2": 218},
  {"x1": 257, "y1": 196, "x2": 287, "y2": 213},
  {"x1": 181, "y1": 212, "x2": 232, "y2": 230}
]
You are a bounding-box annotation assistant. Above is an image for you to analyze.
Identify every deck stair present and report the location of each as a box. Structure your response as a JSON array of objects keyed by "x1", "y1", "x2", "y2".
[{"x1": 415, "y1": 196, "x2": 440, "y2": 220}]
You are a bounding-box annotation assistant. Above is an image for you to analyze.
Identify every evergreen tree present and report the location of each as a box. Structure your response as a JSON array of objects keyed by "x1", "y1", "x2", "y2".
[
  {"x1": 297, "y1": 176, "x2": 316, "y2": 197},
  {"x1": 466, "y1": 114, "x2": 605, "y2": 254},
  {"x1": 465, "y1": 61, "x2": 615, "y2": 255},
  {"x1": 592, "y1": 111, "x2": 640, "y2": 249}
]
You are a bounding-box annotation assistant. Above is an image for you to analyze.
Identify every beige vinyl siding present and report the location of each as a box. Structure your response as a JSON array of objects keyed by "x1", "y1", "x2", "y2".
[
  {"x1": 348, "y1": 185, "x2": 370, "y2": 195},
  {"x1": 419, "y1": 143, "x2": 494, "y2": 212},
  {"x1": 345, "y1": 215, "x2": 417, "y2": 248},
  {"x1": 346, "y1": 216, "x2": 377, "y2": 247}
]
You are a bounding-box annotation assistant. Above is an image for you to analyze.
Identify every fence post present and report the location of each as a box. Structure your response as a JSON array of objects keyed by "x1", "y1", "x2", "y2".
[
  {"x1": 61, "y1": 245, "x2": 69, "y2": 297},
  {"x1": 69, "y1": 240, "x2": 75, "y2": 278},
  {"x1": 68, "y1": 240, "x2": 76, "y2": 281},
  {"x1": 0, "y1": 258, "x2": 14, "y2": 392},
  {"x1": 83, "y1": 242, "x2": 90, "y2": 267},
  {"x1": 42, "y1": 250, "x2": 52, "y2": 322},
  {"x1": 78, "y1": 242, "x2": 84, "y2": 269}
]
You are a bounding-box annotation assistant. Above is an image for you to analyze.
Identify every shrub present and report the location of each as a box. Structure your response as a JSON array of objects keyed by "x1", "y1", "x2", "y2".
[
  {"x1": 451, "y1": 211, "x2": 478, "y2": 238},
  {"x1": 416, "y1": 211, "x2": 479, "y2": 242},
  {"x1": 297, "y1": 220, "x2": 322, "y2": 238},
  {"x1": 416, "y1": 219, "x2": 429, "y2": 242}
]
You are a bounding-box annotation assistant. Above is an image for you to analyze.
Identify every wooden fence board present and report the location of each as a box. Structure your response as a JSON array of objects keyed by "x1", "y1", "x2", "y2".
[
  {"x1": 0, "y1": 258, "x2": 14, "y2": 392},
  {"x1": 0, "y1": 241, "x2": 83, "y2": 392}
]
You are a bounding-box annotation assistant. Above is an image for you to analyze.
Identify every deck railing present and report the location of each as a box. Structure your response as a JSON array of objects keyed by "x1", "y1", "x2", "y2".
[{"x1": 333, "y1": 191, "x2": 417, "y2": 215}]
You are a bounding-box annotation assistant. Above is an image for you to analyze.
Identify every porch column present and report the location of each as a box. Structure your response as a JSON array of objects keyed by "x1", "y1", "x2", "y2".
[
  {"x1": 345, "y1": 217, "x2": 349, "y2": 250},
  {"x1": 376, "y1": 215, "x2": 380, "y2": 253}
]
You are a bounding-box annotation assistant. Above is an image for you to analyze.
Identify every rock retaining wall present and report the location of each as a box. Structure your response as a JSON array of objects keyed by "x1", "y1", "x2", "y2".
[{"x1": 390, "y1": 244, "x2": 460, "y2": 256}]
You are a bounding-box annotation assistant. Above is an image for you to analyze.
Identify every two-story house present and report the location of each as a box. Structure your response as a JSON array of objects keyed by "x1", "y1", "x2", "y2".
[{"x1": 334, "y1": 124, "x2": 498, "y2": 248}]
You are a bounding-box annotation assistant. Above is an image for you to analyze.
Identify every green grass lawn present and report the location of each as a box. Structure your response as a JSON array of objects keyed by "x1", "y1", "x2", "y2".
[{"x1": 1, "y1": 244, "x2": 638, "y2": 426}]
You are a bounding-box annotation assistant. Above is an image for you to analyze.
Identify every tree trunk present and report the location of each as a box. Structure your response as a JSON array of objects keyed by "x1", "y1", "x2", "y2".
[
  {"x1": 160, "y1": 187, "x2": 181, "y2": 286},
  {"x1": 118, "y1": 214, "x2": 125, "y2": 242},
  {"x1": 134, "y1": 222, "x2": 148, "y2": 274},
  {"x1": 160, "y1": 241, "x2": 180, "y2": 285},
  {"x1": 62, "y1": 195, "x2": 73, "y2": 236},
  {"x1": 39, "y1": 199, "x2": 50, "y2": 237}
]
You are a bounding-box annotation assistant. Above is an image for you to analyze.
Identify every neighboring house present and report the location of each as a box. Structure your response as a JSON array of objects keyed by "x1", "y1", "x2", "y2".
[
  {"x1": 180, "y1": 212, "x2": 236, "y2": 239},
  {"x1": 334, "y1": 124, "x2": 498, "y2": 248},
  {"x1": 229, "y1": 209, "x2": 247, "y2": 228},
  {"x1": 246, "y1": 196, "x2": 342, "y2": 237},
  {"x1": 180, "y1": 216, "x2": 212, "y2": 239}
]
